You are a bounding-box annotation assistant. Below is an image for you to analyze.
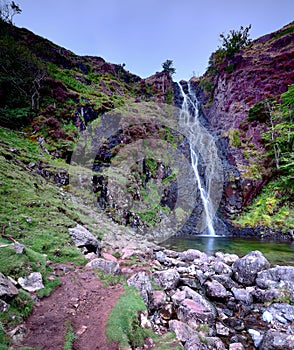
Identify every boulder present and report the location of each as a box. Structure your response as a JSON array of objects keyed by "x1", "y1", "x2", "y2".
[
  {"x1": 205, "y1": 280, "x2": 228, "y2": 299},
  {"x1": 169, "y1": 320, "x2": 197, "y2": 342},
  {"x1": 151, "y1": 290, "x2": 167, "y2": 309},
  {"x1": 179, "y1": 249, "x2": 207, "y2": 262},
  {"x1": 68, "y1": 224, "x2": 102, "y2": 254},
  {"x1": 18, "y1": 272, "x2": 44, "y2": 292},
  {"x1": 184, "y1": 335, "x2": 211, "y2": 350},
  {"x1": 177, "y1": 296, "x2": 216, "y2": 327},
  {"x1": 256, "y1": 266, "x2": 294, "y2": 292},
  {"x1": 87, "y1": 258, "x2": 120, "y2": 275},
  {"x1": 0, "y1": 273, "x2": 18, "y2": 299},
  {"x1": 259, "y1": 330, "x2": 294, "y2": 350},
  {"x1": 231, "y1": 287, "x2": 254, "y2": 305},
  {"x1": 127, "y1": 271, "x2": 152, "y2": 306},
  {"x1": 152, "y1": 269, "x2": 180, "y2": 290},
  {"x1": 232, "y1": 251, "x2": 270, "y2": 286}
]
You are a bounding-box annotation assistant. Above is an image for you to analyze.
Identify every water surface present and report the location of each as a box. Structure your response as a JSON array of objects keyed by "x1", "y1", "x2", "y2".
[{"x1": 161, "y1": 235, "x2": 294, "y2": 266}]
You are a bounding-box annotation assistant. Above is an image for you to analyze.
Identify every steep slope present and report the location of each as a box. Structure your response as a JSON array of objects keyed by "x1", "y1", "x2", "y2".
[{"x1": 193, "y1": 21, "x2": 294, "y2": 234}]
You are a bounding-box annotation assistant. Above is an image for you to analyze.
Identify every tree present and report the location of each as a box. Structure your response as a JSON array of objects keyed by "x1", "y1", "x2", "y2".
[
  {"x1": 219, "y1": 25, "x2": 252, "y2": 58},
  {"x1": 162, "y1": 59, "x2": 176, "y2": 77},
  {"x1": 0, "y1": 0, "x2": 21, "y2": 23}
]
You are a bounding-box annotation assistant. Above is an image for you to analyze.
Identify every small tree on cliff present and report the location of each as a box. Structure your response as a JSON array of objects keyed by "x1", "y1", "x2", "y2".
[
  {"x1": 162, "y1": 59, "x2": 176, "y2": 77},
  {"x1": 219, "y1": 25, "x2": 252, "y2": 58},
  {"x1": 0, "y1": 0, "x2": 21, "y2": 23}
]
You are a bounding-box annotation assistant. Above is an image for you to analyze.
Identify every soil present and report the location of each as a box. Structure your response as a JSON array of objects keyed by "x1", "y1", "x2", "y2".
[{"x1": 18, "y1": 263, "x2": 124, "y2": 350}]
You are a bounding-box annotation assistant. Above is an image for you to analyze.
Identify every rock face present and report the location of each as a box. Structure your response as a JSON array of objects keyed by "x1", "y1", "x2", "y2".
[{"x1": 192, "y1": 21, "x2": 294, "y2": 217}]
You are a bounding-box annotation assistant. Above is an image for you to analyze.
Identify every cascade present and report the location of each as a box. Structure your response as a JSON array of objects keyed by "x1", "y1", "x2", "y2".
[{"x1": 177, "y1": 82, "x2": 217, "y2": 236}]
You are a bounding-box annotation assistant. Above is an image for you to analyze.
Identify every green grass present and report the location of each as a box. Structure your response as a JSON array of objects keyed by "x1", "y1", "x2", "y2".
[
  {"x1": 63, "y1": 320, "x2": 76, "y2": 350},
  {"x1": 95, "y1": 269, "x2": 126, "y2": 287},
  {"x1": 233, "y1": 178, "x2": 294, "y2": 230},
  {"x1": 106, "y1": 286, "x2": 152, "y2": 348},
  {"x1": 106, "y1": 286, "x2": 183, "y2": 349}
]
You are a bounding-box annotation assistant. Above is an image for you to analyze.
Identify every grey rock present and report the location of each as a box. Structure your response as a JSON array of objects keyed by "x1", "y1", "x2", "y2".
[
  {"x1": 229, "y1": 343, "x2": 245, "y2": 350},
  {"x1": 151, "y1": 290, "x2": 167, "y2": 309},
  {"x1": 248, "y1": 328, "x2": 263, "y2": 348},
  {"x1": 212, "y1": 261, "x2": 232, "y2": 275},
  {"x1": 205, "y1": 280, "x2": 228, "y2": 299},
  {"x1": 231, "y1": 287, "x2": 254, "y2": 305},
  {"x1": 18, "y1": 272, "x2": 44, "y2": 292},
  {"x1": 179, "y1": 249, "x2": 207, "y2": 262},
  {"x1": 184, "y1": 335, "x2": 210, "y2": 350},
  {"x1": 0, "y1": 299, "x2": 10, "y2": 312},
  {"x1": 0, "y1": 273, "x2": 18, "y2": 299},
  {"x1": 87, "y1": 258, "x2": 120, "y2": 275},
  {"x1": 68, "y1": 224, "x2": 102, "y2": 254},
  {"x1": 213, "y1": 274, "x2": 239, "y2": 289},
  {"x1": 169, "y1": 320, "x2": 197, "y2": 342},
  {"x1": 177, "y1": 294, "x2": 216, "y2": 327},
  {"x1": 259, "y1": 330, "x2": 294, "y2": 350},
  {"x1": 207, "y1": 337, "x2": 226, "y2": 350},
  {"x1": 153, "y1": 269, "x2": 180, "y2": 290},
  {"x1": 127, "y1": 271, "x2": 153, "y2": 306},
  {"x1": 256, "y1": 266, "x2": 294, "y2": 294},
  {"x1": 232, "y1": 251, "x2": 270, "y2": 286}
]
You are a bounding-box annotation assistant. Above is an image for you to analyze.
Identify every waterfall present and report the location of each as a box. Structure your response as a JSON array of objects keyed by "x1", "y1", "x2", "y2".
[{"x1": 177, "y1": 82, "x2": 217, "y2": 236}]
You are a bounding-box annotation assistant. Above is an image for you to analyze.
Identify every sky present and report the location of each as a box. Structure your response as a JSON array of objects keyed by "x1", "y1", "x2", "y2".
[{"x1": 14, "y1": 0, "x2": 294, "y2": 81}]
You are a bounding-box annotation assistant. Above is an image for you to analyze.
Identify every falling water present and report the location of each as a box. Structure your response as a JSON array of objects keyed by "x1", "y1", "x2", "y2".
[{"x1": 177, "y1": 82, "x2": 216, "y2": 236}]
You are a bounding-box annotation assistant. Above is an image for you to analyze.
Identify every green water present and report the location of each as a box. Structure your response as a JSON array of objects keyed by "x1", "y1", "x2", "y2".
[{"x1": 161, "y1": 236, "x2": 294, "y2": 266}]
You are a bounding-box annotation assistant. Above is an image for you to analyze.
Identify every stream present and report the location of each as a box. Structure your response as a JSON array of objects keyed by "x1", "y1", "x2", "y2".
[{"x1": 161, "y1": 235, "x2": 294, "y2": 266}]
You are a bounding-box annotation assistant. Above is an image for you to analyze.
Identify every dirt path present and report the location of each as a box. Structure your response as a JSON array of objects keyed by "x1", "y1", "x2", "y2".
[{"x1": 19, "y1": 263, "x2": 124, "y2": 350}]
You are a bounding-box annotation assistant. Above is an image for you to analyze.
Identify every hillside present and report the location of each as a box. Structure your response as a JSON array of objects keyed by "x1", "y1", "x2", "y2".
[
  {"x1": 0, "y1": 15, "x2": 294, "y2": 350},
  {"x1": 192, "y1": 21, "x2": 294, "y2": 235}
]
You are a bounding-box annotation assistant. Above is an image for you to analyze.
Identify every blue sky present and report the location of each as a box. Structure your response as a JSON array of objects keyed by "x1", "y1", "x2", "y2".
[{"x1": 15, "y1": 0, "x2": 294, "y2": 81}]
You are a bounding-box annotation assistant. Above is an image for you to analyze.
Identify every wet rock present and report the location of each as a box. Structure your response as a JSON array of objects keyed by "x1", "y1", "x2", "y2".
[
  {"x1": 259, "y1": 330, "x2": 294, "y2": 350},
  {"x1": 69, "y1": 224, "x2": 102, "y2": 254},
  {"x1": 87, "y1": 258, "x2": 120, "y2": 275},
  {"x1": 0, "y1": 273, "x2": 18, "y2": 299},
  {"x1": 205, "y1": 280, "x2": 228, "y2": 299},
  {"x1": 152, "y1": 269, "x2": 180, "y2": 290},
  {"x1": 18, "y1": 272, "x2": 44, "y2": 292},
  {"x1": 232, "y1": 251, "x2": 270, "y2": 286},
  {"x1": 127, "y1": 271, "x2": 153, "y2": 306},
  {"x1": 169, "y1": 319, "x2": 197, "y2": 342}
]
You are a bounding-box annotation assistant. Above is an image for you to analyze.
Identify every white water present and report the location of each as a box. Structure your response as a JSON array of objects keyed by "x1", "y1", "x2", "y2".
[{"x1": 177, "y1": 82, "x2": 216, "y2": 236}]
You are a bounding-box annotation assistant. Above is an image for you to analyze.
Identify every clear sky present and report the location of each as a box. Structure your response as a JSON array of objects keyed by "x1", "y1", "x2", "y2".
[{"x1": 14, "y1": 0, "x2": 294, "y2": 81}]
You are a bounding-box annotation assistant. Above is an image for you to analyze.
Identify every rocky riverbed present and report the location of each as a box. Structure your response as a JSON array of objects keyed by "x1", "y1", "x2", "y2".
[
  {"x1": 100, "y1": 230, "x2": 294, "y2": 349},
  {"x1": 71, "y1": 224, "x2": 294, "y2": 349}
]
